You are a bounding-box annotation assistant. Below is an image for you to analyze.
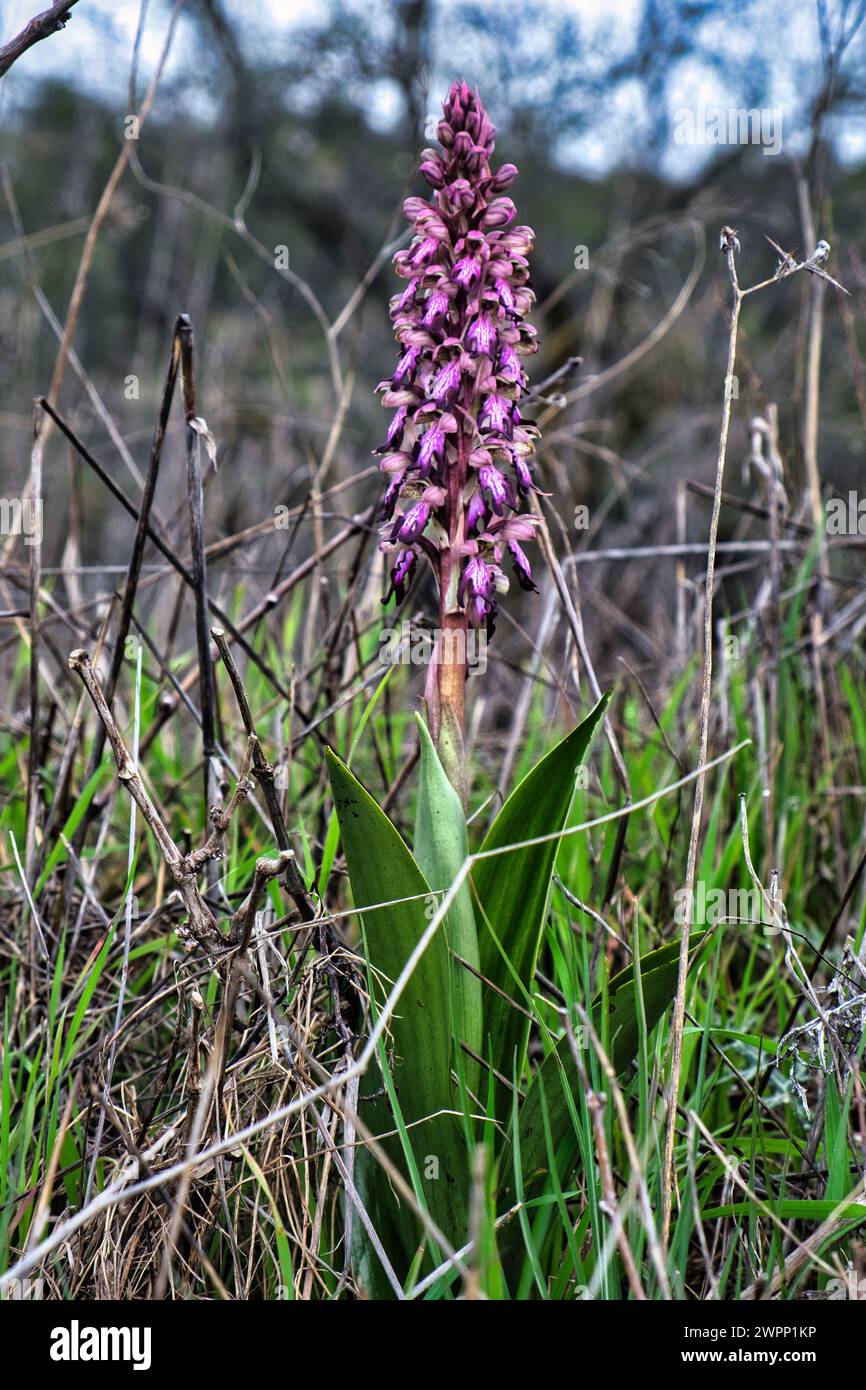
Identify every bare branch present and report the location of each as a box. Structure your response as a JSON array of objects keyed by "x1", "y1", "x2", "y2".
[{"x1": 0, "y1": 0, "x2": 80, "y2": 80}]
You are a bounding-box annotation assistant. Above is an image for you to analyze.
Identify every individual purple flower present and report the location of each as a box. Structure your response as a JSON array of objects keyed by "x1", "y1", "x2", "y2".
[
  {"x1": 458, "y1": 554, "x2": 498, "y2": 631},
  {"x1": 409, "y1": 235, "x2": 439, "y2": 270},
  {"x1": 384, "y1": 549, "x2": 416, "y2": 604},
  {"x1": 377, "y1": 405, "x2": 406, "y2": 453},
  {"x1": 512, "y1": 451, "x2": 534, "y2": 493},
  {"x1": 395, "y1": 279, "x2": 418, "y2": 313},
  {"x1": 466, "y1": 489, "x2": 487, "y2": 534},
  {"x1": 417, "y1": 423, "x2": 447, "y2": 474},
  {"x1": 453, "y1": 254, "x2": 482, "y2": 288},
  {"x1": 430, "y1": 358, "x2": 461, "y2": 402},
  {"x1": 379, "y1": 472, "x2": 405, "y2": 521},
  {"x1": 481, "y1": 393, "x2": 512, "y2": 435},
  {"x1": 393, "y1": 346, "x2": 418, "y2": 385},
  {"x1": 467, "y1": 314, "x2": 497, "y2": 356},
  {"x1": 493, "y1": 276, "x2": 515, "y2": 312},
  {"x1": 392, "y1": 501, "x2": 431, "y2": 545},
  {"x1": 479, "y1": 463, "x2": 514, "y2": 516},
  {"x1": 423, "y1": 289, "x2": 450, "y2": 326},
  {"x1": 508, "y1": 539, "x2": 538, "y2": 592},
  {"x1": 497, "y1": 344, "x2": 522, "y2": 383},
  {"x1": 459, "y1": 555, "x2": 493, "y2": 604}
]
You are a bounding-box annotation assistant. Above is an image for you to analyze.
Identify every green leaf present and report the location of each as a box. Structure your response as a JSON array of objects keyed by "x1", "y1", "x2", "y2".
[
  {"x1": 824, "y1": 1073, "x2": 853, "y2": 1205},
  {"x1": 516, "y1": 932, "x2": 712, "y2": 1200},
  {"x1": 497, "y1": 931, "x2": 710, "y2": 1288},
  {"x1": 325, "y1": 748, "x2": 470, "y2": 1271},
  {"x1": 414, "y1": 713, "x2": 482, "y2": 1097},
  {"x1": 317, "y1": 663, "x2": 396, "y2": 896},
  {"x1": 703, "y1": 1200, "x2": 866, "y2": 1221},
  {"x1": 33, "y1": 765, "x2": 111, "y2": 897},
  {"x1": 471, "y1": 694, "x2": 610, "y2": 1114}
]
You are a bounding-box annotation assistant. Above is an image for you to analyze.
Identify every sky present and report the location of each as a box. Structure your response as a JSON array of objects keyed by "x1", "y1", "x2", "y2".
[{"x1": 0, "y1": 0, "x2": 863, "y2": 176}]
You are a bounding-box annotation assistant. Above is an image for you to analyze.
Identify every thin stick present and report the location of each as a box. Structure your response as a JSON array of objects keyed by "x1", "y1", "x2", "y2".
[
  {"x1": 660, "y1": 224, "x2": 850, "y2": 1242},
  {"x1": 661, "y1": 228, "x2": 742, "y2": 1245},
  {"x1": 210, "y1": 627, "x2": 315, "y2": 923},
  {"x1": 64, "y1": 319, "x2": 184, "y2": 867},
  {"x1": 38, "y1": 398, "x2": 308, "y2": 717},
  {"x1": 178, "y1": 317, "x2": 220, "y2": 831},
  {"x1": 67, "y1": 649, "x2": 219, "y2": 949},
  {"x1": 0, "y1": 0, "x2": 81, "y2": 78},
  {"x1": 23, "y1": 402, "x2": 43, "y2": 881},
  {"x1": 84, "y1": 642, "x2": 143, "y2": 1204}
]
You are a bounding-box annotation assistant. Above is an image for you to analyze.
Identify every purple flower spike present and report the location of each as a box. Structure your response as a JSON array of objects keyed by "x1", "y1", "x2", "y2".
[{"x1": 375, "y1": 81, "x2": 542, "y2": 712}]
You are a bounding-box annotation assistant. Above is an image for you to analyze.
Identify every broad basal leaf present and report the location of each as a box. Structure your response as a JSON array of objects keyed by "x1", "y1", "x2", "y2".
[
  {"x1": 471, "y1": 695, "x2": 610, "y2": 1116},
  {"x1": 326, "y1": 748, "x2": 470, "y2": 1277},
  {"x1": 414, "y1": 713, "x2": 482, "y2": 1097}
]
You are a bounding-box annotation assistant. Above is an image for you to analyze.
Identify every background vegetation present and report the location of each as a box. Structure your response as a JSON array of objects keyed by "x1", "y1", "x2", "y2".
[{"x1": 0, "y1": 0, "x2": 865, "y2": 1300}]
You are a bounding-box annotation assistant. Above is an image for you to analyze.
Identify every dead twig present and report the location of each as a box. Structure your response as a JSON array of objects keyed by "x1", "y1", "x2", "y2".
[{"x1": 0, "y1": 0, "x2": 80, "y2": 79}]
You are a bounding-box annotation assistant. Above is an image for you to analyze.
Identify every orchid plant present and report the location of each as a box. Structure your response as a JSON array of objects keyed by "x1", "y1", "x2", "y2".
[
  {"x1": 376, "y1": 81, "x2": 540, "y2": 774},
  {"x1": 324, "y1": 84, "x2": 693, "y2": 1297}
]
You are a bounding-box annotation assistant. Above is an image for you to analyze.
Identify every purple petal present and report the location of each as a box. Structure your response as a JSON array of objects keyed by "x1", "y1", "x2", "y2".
[
  {"x1": 383, "y1": 549, "x2": 417, "y2": 605},
  {"x1": 494, "y1": 277, "x2": 515, "y2": 311},
  {"x1": 417, "y1": 424, "x2": 445, "y2": 473},
  {"x1": 379, "y1": 473, "x2": 405, "y2": 521},
  {"x1": 467, "y1": 314, "x2": 497, "y2": 356},
  {"x1": 481, "y1": 393, "x2": 512, "y2": 435},
  {"x1": 392, "y1": 501, "x2": 430, "y2": 544},
  {"x1": 409, "y1": 236, "x2": 439, "y2": 270},
  {"x1": 423, "y1": 289, "x2": 449, "y2": 326},
  {"x1": 380, "y1": 406, "x2": 406, "y2": 451},
  {"x1": 393, "y1": 347, "x2": 418, "y2": 385},
  {"x1": 453, "y1": 255, "x2": 482, "y2": 288},
  {"x1": 479, "y1": 463, "x2": 514, "y2": 515},
  {"x1": 509, "y1": 540, "x2": 538, "y2": 592},
  {"x1": 466, "y1": 491, "x2": 487, "y2": 534},
  {"x1": 431, "y1": 359, "x2": 461, "y2": 402}
]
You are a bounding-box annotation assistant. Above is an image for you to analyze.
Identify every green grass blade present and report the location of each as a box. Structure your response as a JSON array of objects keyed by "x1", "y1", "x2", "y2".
[{"x1": 514, "y1": 932, "x2": 712, "y2": 1205}]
